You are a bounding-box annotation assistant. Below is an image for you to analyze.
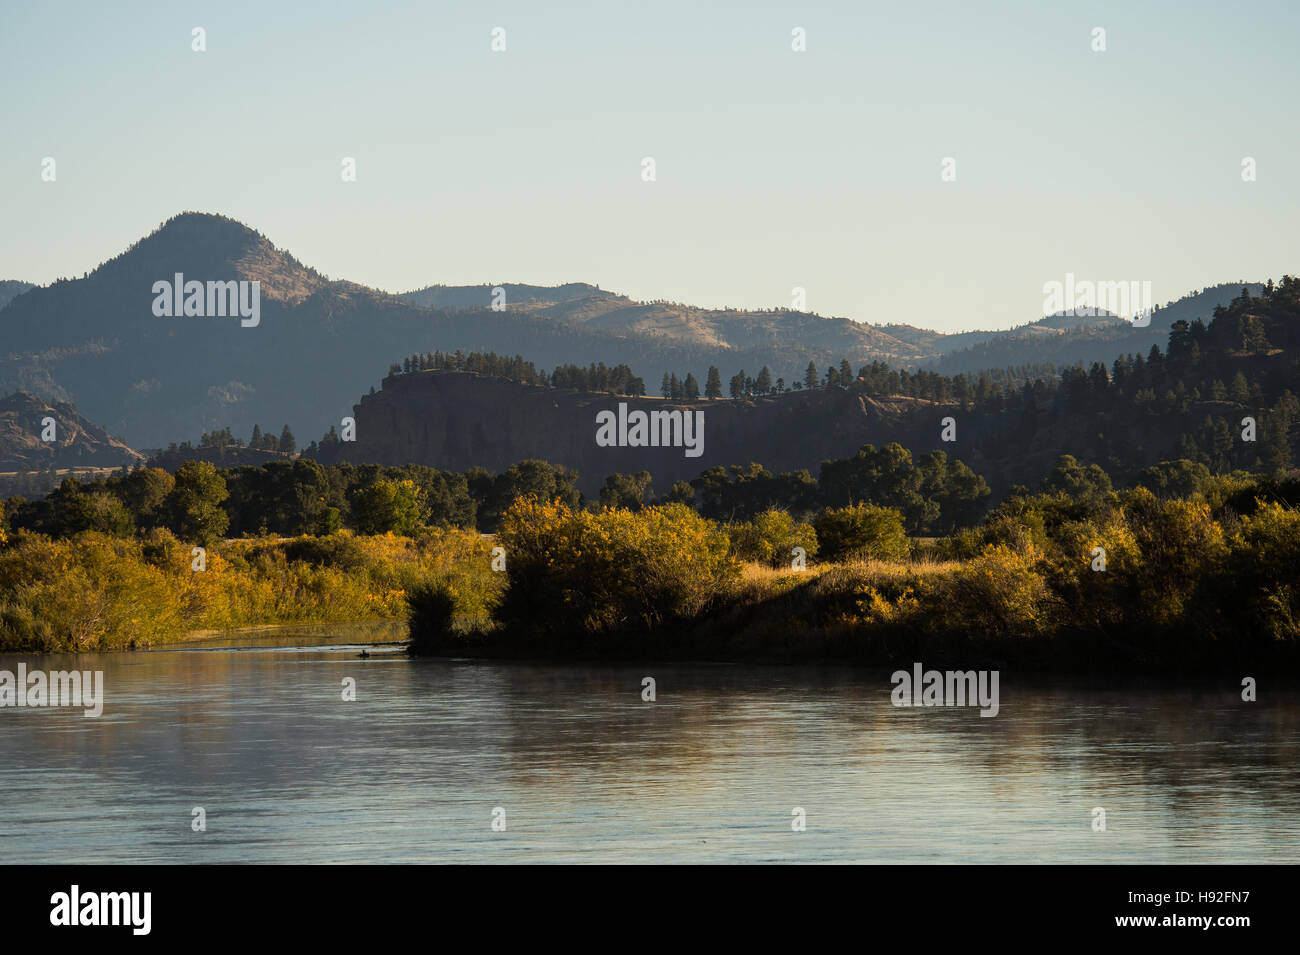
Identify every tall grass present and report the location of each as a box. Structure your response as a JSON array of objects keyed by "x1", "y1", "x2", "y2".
[{"x1": 0, "y1": 527, "x2": 498, "y2": 651}]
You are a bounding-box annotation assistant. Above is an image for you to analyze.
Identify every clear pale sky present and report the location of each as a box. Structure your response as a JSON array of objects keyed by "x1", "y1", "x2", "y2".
[{"x1": 2, "y1": 0, "x2": 1297, "y2": 332}]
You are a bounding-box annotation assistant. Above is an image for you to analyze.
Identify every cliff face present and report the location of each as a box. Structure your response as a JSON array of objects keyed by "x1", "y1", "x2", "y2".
[
  {"x1": 304, "y1": 370, "x2": 1267, "y2": 498},
  {"x1": 316, "y1": 371, "x2": 950, "y2": 495}
]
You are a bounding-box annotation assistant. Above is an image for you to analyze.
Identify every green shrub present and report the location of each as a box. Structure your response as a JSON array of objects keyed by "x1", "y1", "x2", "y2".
[
  {"x1": 350, "y1": 480, "x2": 425, "y2": 535},
  {"x1": 729, "y1": 509, "x2": 818, "y2": 567},
  {"x1": 813, "y1": 504, "x2": 909, "y2": 562},
  {"x1": 164, "y1": 460, "x2": 230, "y2": 545}
]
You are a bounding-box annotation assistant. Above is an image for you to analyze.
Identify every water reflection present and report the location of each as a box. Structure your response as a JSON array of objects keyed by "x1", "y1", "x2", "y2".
[{"x1": 0, "y1": 628, "x2": 1296, "y2": 863}]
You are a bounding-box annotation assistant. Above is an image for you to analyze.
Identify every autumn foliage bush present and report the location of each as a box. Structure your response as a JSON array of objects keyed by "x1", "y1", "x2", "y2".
[
  {"x1": 729, "y1": 509, "x2": 818, "y2": 567},
  {"x1": 0, "y1": 527, "x2": 496, "y2": 651},
  {"x1": 2, "y1": 474, "x2": 1295, "y2": 667},
  {"x1": 494, "y1": 497, "x2": 739, "y2": 643}
]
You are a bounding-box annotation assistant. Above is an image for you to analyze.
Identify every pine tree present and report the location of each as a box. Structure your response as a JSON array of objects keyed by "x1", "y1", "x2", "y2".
[
  {"x1": 683, "y1": 372, "x2": 700, "y2": 400},
  {"x1": 661, "y1": 372, "x2": 672, "y2": 398},
  {"x1": 705, "y1": 366, "x2": 722, "y2": 399},
  {"x1": 279, "y1": 425, "x2": 296, "y2": 454},
  {"x1": 804, "y1": 361, "x2": 818, "y2": 390},
  {"x1": 1230, "y1": 372, "x2": 1251, "y2": 404},
  {"x1": 729, "y1": 371, "x2": 745, "y2": 398}
]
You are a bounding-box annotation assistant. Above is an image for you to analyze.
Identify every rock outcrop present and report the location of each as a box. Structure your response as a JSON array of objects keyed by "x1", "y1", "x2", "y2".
[{"x1": 313, "y1": 371, "x2": 951, "y2": 496}]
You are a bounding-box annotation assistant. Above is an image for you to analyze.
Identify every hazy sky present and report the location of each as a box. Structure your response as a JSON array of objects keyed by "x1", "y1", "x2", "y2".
[{"x1": 3, "y1": 0, "x2": 1297, "y2": 332}]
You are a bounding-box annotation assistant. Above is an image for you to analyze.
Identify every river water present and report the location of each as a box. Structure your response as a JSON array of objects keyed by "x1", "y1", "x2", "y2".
[{"x1": 1, "y1": 623, "x2": 1296, "y2": 863}]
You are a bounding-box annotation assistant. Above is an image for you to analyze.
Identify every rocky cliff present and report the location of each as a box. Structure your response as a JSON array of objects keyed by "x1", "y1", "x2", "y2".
[
  {"x1": 306, "y1": 368, "x2": 1267, "y2": 500},
  {"x1": 313, "y1": 371, "x2": 956, "y2": 495}
]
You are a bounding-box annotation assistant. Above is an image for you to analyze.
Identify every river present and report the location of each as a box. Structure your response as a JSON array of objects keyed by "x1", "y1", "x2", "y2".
[{"x1": 1, "y1": 623, "x2": 1296, "y2": 863}]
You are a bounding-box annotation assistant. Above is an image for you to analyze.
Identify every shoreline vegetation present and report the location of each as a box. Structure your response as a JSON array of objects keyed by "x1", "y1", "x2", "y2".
[
  {"x1": 1, "y1": 457, "x2": 1297, "y2": 672},
  {"x1": 406, "y1": 485, "x2": 1300, "y2": 673},
  {"x1": 2, "y1": 271, "x2": 1297, "y2": 671},
  {"x1": 0, "y1": 528, "x2": 495, "y2": 652}
]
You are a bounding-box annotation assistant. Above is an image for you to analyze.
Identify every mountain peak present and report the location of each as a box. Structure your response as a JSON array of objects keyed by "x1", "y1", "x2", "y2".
[
  {"x1": 151, "y1": 210, "x2": 264, "y2": 246},
  {"x1": 77, "y1": 211, "x2": 330, "y2": 305}
]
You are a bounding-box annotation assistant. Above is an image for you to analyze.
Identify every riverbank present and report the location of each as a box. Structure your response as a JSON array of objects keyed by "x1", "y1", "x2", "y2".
[
  {"x1": 5, "y1": 485, "x2": 1299, "y2": 672},
  {"x1": 411, "y1": 558, "x2": 1300, "y2": 673},
  {"x1": 409, "y1": 493, "x2": 1300, "y2": 673},
  {"x1": 0, "y1": 528, "x2": 497, "y2": 652}
]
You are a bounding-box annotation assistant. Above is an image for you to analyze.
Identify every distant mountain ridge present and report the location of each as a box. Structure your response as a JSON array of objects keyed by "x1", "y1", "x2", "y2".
[
  {"x1": 0, "y1": 211, "x2": 1270, "y2": 449},
  {"x1": 0, "y1": 281, "x2": 34, "y2": 311},
  {"x1": 311, "y1": 279, "x2": 1300, "y2": 497},
  {"x1": 398, "y1": 282, "x2": 618, "y2": 309},
  {"x1": 927, "y1": 286, "x2": 1265, "y2": 375}
]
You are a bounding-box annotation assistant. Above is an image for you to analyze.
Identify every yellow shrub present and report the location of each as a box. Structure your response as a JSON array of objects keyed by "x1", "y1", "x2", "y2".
[{"x1": 496, "y1": 497, "x2": 739, "y2": 637}]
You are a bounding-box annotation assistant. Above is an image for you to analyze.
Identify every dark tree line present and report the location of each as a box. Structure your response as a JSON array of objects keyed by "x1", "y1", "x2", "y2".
[
  {"x1": 670, "y1": 444, "x2": 991, "y2": 534},
  {"x1": 5, "y1": 443, "x2": 996, "y2": 541},
  {"x1": 1, "y1": 457, "x2": 589, "y2": 542},
  {"x1": 388, "y1": 350, "x2": 646, "y2": 396},
  {"x1": 193, "y1": 424, "x2": 295, "y2": 453}
]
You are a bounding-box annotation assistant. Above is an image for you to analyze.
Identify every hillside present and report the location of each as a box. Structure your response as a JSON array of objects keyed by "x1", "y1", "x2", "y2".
[
  {"x1": 398, "y1": 282, "x2": 618, "y2": 309},
  {"x1": 0, "y1": 214, "x2": 669, "y2": 448},
  {"x1": 0, "y1": 211, "x2": 1276, "y2": 455},
  {"x1": 0, "y1": 214, "x2": 932, "y2": 448},
  {"x1": 0, "y1": 281, "x2": 34, "y2": 311},
  {"x1": 397, "y1": 283, "x2": 930, "y2": 361},
  {"x1": 310, "y1": 279, "x2": 1300, "y2": 499},
  {"x1": 927, "y1": 285, "x2": 1263, "y2": 375},
  {"x1": 0, "y1": 391, "x2": 145, "y2": 472}
]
